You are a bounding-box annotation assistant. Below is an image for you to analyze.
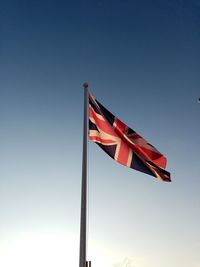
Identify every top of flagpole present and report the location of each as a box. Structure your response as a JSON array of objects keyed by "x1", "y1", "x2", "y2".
[{"x1": 83, "y1": 83, "x2": 89, "y2": 90}]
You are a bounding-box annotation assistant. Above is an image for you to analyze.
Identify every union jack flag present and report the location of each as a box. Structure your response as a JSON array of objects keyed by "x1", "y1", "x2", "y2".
[{"x1": 89, "y1": 93, "x2": 171, "y2": 182}]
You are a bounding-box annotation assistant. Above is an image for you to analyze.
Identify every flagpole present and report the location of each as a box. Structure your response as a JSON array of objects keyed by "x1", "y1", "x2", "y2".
[{"x1": 79, "y1": 83, "x2": 89, "y2": 267}]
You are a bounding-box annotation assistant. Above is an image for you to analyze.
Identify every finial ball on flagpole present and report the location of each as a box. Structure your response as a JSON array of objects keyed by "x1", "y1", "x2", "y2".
[{"x1": 83, "y1": 83, "x2": 89, "y2": 89}]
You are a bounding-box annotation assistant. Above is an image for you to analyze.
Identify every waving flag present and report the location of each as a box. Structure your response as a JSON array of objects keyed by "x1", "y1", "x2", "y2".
[{"x1": 89, "y1": 93, "x2": 171, "y2": 182}]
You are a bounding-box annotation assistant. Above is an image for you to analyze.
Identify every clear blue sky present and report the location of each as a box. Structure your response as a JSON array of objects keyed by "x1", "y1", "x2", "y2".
[{"x1": 0, "y1": 1, "x2": 200, "y2": 267}]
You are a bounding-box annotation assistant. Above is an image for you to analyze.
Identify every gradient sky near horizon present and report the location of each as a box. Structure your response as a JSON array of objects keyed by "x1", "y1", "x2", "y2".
[{"x1": 0, "y1": 0, "x2": 200, "y2": 267}]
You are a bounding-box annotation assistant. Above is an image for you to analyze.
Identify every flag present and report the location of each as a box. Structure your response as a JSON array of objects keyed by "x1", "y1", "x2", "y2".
[{"x1": 89, "y1": 93, "x2": 171, "y2": 182}]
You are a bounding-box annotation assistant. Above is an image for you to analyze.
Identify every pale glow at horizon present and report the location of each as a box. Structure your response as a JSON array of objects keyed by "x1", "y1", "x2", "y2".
[
  {"x1": 0, "y1": 233, "x2": 131, "y2": 267},
  {"x1": 0, "y1": 232, "x2": 199, "y2": 267},
  {"x1": 0, "y1": 232, "x2": 78, "y2": 267},
  {"x1": 0, "y1": 231, "x2": 150, "y2": 267}
]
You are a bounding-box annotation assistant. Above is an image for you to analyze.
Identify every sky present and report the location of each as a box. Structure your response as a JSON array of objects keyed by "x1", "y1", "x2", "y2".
[{"x1": 0, "y1": 0, "x2": 200, "y2": 267}]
